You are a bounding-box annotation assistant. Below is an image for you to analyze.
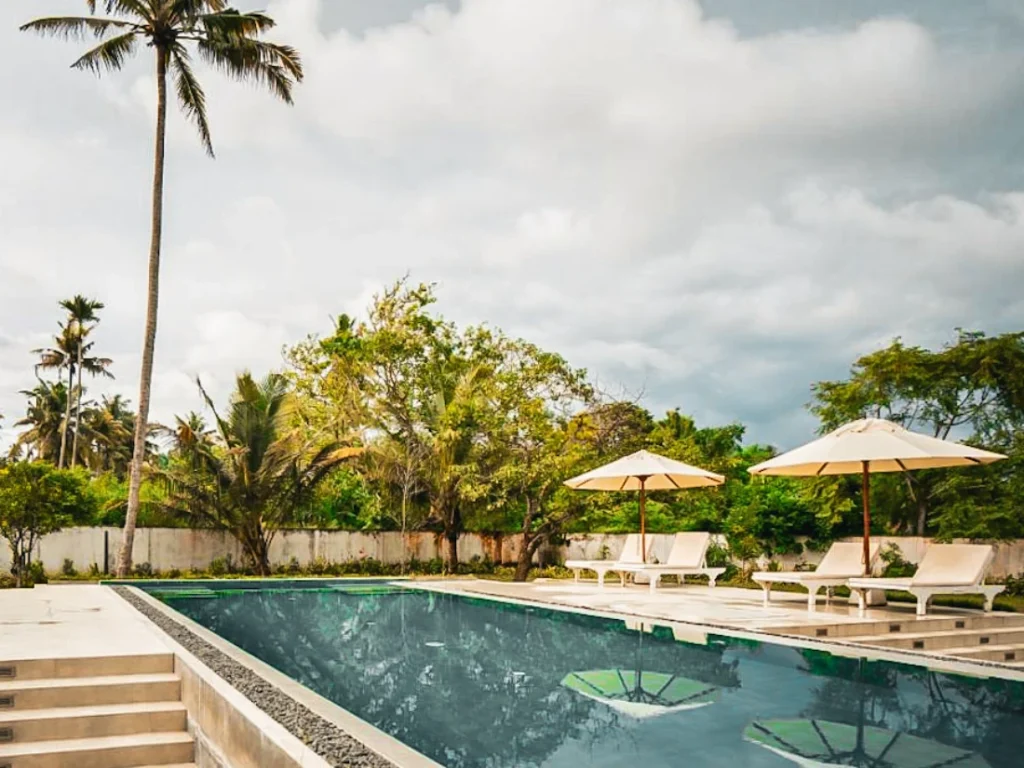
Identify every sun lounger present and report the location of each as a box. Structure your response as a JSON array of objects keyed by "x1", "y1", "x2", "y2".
[
  {"x1": 752, "y1": 542, "x2": 881, "y2": 612},
  {"x1": 565, "y1": 534, "x2": 649, "y2": 587},
  {"x1": 619, "y1": 532, "x2": 727, "y2": 593},
  {"x1": 847, "y1": 544, "x2": 1006, "y2": 616}
]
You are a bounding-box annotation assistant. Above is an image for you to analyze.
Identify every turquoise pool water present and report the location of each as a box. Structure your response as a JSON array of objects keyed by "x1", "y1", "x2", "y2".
[{"x1": 154, "y1": 583, "x2": 1024, "y2": 767}]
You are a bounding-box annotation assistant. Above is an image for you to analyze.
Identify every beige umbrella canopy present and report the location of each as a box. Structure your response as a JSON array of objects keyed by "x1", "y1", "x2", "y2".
[
  {"x1": 748, "y1": 418, "x2": 1006, "y2": 574},
  {"x1": 565, "y1": 450, "x2": 725, "y2": 562}
]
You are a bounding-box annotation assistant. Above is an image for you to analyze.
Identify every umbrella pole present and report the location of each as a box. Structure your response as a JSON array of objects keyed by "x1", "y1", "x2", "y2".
[
  {"x1": 639, "y1": 477, "x2": 647, "y2": 564},
  {"x1": 861, "y1": 461, "x2": 871, "y2": 576}
]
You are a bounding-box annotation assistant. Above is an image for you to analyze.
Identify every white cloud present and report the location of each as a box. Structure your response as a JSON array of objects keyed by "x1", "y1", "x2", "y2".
[{"x1": 1, "y1": 0, "x2": 1023, "y2": 453}]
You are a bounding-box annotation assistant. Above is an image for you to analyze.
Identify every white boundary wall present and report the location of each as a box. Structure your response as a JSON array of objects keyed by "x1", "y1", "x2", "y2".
[{"x1": 3, "y1": 528, "x2": 1024, "y2": 578}]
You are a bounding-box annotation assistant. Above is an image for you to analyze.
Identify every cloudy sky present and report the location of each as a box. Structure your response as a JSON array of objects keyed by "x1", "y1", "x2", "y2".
[{"x1": 2, "y1": 0, "x2": 1023, "y2": 452}]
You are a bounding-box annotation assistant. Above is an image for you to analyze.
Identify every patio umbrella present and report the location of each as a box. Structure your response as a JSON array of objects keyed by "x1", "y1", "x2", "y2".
[
  {"x1": 564, "y1": 450, "x2": 724, "y2": 563},
  {"x1": 743, "y1": 718, "x2": 991, "y2": 768},
  {"x1": 561, "y1": 669, "x2": 718, "y2": 718},
  {"x1": 748, "y1": 418, "x2": 1005, "y2": 575}
]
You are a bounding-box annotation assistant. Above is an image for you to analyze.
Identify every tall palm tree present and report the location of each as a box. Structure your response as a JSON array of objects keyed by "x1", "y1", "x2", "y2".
[
  {"x1": 32, "y1": 322, "x2": 113, "y2": 467},
  {"x1": 156, "y1": 372, "x2": 360, "y2": 575},
  {"x1": 60, "y1": 295, "x2": 106, "y2": 468},
  {"x1": 12, "y1": 381, "x2": 72, "y2": 463},
  {"x1": 22, "y1": 2, "x2": 304, "y2": 576},
  {"x1": 86, "y1": 394, "x2": 138, "y2": 478}
]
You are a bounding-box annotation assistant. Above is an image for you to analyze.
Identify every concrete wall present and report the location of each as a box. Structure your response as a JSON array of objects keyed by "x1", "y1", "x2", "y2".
[{"x1": 5, "y1": 527, "x2": 1024, "y2": 578}]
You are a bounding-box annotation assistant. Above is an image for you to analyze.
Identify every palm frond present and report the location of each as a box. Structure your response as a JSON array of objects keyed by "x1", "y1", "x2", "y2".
[
  {"x1": 19, "y1": 16, "x2": 137, "y2": 40},
  {"x1": 201, "y1": 10, "x2": 276, "y2": 37},
  {"x1": 89, "y1": 0, "x2": 152, "y2": 19},
  {"x1": 197, "y1": 37, "x2": 303, "y2": 104},
  {"x1": 72, "y1": 31, "x2": 139, "y2": 74},
  {"x1": 170, "y1": 45, "x2": 213, "y2": 157}
]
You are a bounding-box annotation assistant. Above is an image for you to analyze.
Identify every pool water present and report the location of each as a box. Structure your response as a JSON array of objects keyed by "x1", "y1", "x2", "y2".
[{"x1": 156, "y1": 583, "x2": 1024, "y2": 768}]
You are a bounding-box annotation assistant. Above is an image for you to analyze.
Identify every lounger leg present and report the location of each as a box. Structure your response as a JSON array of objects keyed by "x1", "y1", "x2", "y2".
[
  {"x1": 761, "y1": 583, "x2": 772, "y2": 607},
  {"x1": 984, "y1": 592, "x2": 996, "y2": 613},
  {"x1": 854, "y1": 589, "x2": 866, "y2": 617},
  {"x1": 620, "y1": 572, "x2": 626, "y2": 587},
  {"x1": 807, "y1": 586, "x2": 822, "y2": 613},
  {"x1": 649, "y1": 574, "x2": 660, "y2": 594},
  {"x1": 597, "y1": 570, "x2": 605, "y2": 588},
  {"x1": 916, "y1": 592, "x2": 929, "y2": 617},
  {"x1": 573, "y1": 569, "x2": 580, "y2": 583},
  {"x1": 708, "y1": 574, "x2": 718, "y2": 588}
]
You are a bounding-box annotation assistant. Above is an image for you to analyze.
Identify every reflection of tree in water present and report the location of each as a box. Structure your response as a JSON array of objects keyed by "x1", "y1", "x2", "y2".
[
  {"x1": 173, "y1": 588, "x2": 740, "y2": 768},
  {"x1": 798, "y1": 650, "x2": 1024, "y2": 768}
]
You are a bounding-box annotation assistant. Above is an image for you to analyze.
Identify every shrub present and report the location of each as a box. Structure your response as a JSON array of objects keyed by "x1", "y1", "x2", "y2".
[
  {"x1": 209, "y1": 557, "x2": 230, "y2": 576},
  {"x1": 880, "y1": 544, "x2": 916, "y2": 578},
  {"x1": 167, "y1": 568, "x2": 182, "y2": 579},
  {"x1": 132, "y1": 562, "x2": 154, "y2": 578},
  {"x1": 87, "y1": 562, "x2": 101, "y2": 578},
  {"x1": 0, "y1": 572, "x2": 16, "y2": 589},
  {"x1": 28, "y1": 561, "x2": 47, "y2": 585},
  {"x1": 61, "y1": 558, "x2": 77, "y2": 578}
]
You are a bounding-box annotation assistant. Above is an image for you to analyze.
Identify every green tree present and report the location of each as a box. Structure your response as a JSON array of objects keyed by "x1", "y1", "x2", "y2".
[
  {"x1": 155, "y1": 372, "x2": 360, "y2": 574},
  {"x1": 475, "y1": 334, "x2": 594, "y2": 579},
  {"x1": 12, "y1": 381, "x2": 72, "y2": 465},
  {"x1": 22, "y1": 1, "x2": 304, "y2": 577},
  {"x1": 32, "y1": 318, "x2": 112, "y2": 468},
  {"x1": 60, "y1": 295, "x2": 108, "y2": 469},
  {"x1": 811, "y1": 331, "x2": 1024, "y2": 536},
  {"x1": 0, "y1": 462, "x2": 96, "y2": 586}
]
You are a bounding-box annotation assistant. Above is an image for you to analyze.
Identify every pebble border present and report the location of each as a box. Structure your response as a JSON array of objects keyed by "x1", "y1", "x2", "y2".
[{"x1": 112, "y1": 586, "x2": 397, "y2": 768}]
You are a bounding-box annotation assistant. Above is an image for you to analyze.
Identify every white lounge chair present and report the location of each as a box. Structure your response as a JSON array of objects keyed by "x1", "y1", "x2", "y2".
[
  {"x1": 565, "y1": 534, "x2": 648, "y2": 587},
  {"x1": 847, "y1": 543, "x2": 1006, "y2": 616},
  {"x1": 752, "y1": 542, "x2": 881, "y2": 612},
  {"x1": 620, "y1": 532, "x2": 726, "y2": 593}
]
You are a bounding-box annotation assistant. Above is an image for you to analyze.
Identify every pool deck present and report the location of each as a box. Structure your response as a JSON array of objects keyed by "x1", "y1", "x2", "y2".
[
  {"x1": 0, "y1": 583, "x2": 172, "y2": 661},
  {"x1": 423, "y1": 579, "x2": 956, "y2": 629}
]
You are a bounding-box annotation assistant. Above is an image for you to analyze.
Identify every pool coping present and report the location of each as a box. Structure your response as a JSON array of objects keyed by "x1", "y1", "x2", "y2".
[
  {"x1": 411, "y1": 579, "x2": 1024, "y2": 684},
  {"x1": 115, "y1": 584, "x2": 444, "y2": 768}
]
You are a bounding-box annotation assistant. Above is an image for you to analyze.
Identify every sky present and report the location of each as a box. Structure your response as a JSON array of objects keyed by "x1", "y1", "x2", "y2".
[{"x1": 1, "y1": 0, "x2": 1023, "y2": 452}]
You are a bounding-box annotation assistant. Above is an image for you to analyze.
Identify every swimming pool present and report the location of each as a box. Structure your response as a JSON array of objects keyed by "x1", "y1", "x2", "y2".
[{"x1": 151, "y1": 582, "x2": 1024, "y2": 767}]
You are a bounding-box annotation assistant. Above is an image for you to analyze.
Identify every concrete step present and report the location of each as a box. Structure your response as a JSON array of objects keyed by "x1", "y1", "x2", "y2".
[
  {"x1": 0, "y1": 674, "x2": 180, "y2": 712},
  {"x1": 851, "y1": 628, "x2": 1024, "y2": 652},
  {"x1": 776, "y1": 614, "x2": 1024, "y2": 640},
  {"x1": 939, "y1": 643, "x2": 1024, "y2": 663},
  {"x1": 0, "y1": 655, "x2": 174, "y2": 682},
  {"x1": 0, "y1": 731, "x2": 193, "y2": 768},
  {"x1": 0, "y1": 701, "x2": 186, "y2": 743}
]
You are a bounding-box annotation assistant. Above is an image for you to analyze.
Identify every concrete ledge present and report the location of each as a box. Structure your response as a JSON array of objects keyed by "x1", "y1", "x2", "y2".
[{"x1": 114, "y1": 586, "x2": 441, "y2": 768}]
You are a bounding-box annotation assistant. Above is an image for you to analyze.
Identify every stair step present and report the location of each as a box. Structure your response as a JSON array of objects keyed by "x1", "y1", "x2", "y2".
[
  {"x1": 0, "y1": 731, "x2": 193, "y2": 768},
  {"x1": 939, "y1": 643, "x2": 1024, "y2": 663},
  {"x1": 851, "y1": 628, "x2": 1024, "y2": 651},
  {"x1": 0, "y1": 701, "x2": 185, "y2": 743},
  {"x1": 0, "y1": 674, "x2": 180, "y2": 711},
  {"x1": 776, "y1": 614, "x2": 1024, "y2": 639},
  {"x1": 0, "y1": 654, "x2": 173, "y2": 682}
]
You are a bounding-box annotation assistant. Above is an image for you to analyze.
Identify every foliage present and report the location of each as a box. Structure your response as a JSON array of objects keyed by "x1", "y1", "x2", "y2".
[
  {"x1": 811, "y1": 331, "x2": 1024, "y2": 537},
  {"x1": 154, "y1": 372, "x2": 361, "y2": 574},
  {"x1": 878, "y1": 543, "x2": 917, "y2": 578},
  {"x1": 0, "y1": 462, "x2": 96, "y2": 586}
]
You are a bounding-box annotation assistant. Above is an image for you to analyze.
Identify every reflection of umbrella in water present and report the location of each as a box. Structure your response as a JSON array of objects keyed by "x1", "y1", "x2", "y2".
[
  {"x1": 743, "y1": 719, "x2": 992, "y2": 768},
  {"x1": 561, "y1": 669, "x2": 718, "y2": 719}
]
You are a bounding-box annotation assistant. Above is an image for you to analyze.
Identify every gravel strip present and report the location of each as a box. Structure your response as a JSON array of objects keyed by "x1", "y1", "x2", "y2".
[{"x1": 113, "y1": 586, "x2": 396, "y2": 768}]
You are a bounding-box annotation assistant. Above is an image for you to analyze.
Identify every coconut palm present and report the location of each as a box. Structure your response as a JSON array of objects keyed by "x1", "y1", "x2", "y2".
[
  {"x1": 156, "y1": 372, "x2": 360, "y2": 575},
  {"x1": 22, "y1": 1, "x2": 304, "y2": 576},
  {"x1": 32, "y1": 327, "x2": 112, "y2": 468},
  {"x1": 12, "y1": 381, "x2": 72, "y2": 464},
  {"x1": 60, "y1": 295, "x2": 106, "y2": 469},
  {"x1": 86, "y1": 395, "x2": 139, "y2": 478}
]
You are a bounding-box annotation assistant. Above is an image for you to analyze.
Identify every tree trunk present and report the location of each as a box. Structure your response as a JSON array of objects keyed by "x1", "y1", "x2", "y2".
[
  {"x1": 117, "y1": 48, "x2": 168, "y2": 577},
  {"x1": 58, "y1": 364, "x2": 73, "y2": 468},
  {"x1": 514, "y1": 497, "x2": 540, "y2": 582},
  {"x1": 70, "y1": 343, "x2": 83, "y2": 468},
  {"x1": 916, "y1": 499, "x2": 928, "y2": 537},
  {"x1": 445, "y1": 530, "x2": 458, "y2": 574}
]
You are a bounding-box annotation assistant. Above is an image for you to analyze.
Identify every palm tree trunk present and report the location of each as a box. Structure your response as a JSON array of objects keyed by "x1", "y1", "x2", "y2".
[
  {"x1": 58, "y1": 364, "x2": 73, "y2": 469},
  {"x1": 70, "y1": 342, "x2": 83, "y2": 468},
  {"x1": 117, "y1": 48, "x2": 168, "y2": 577}
]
